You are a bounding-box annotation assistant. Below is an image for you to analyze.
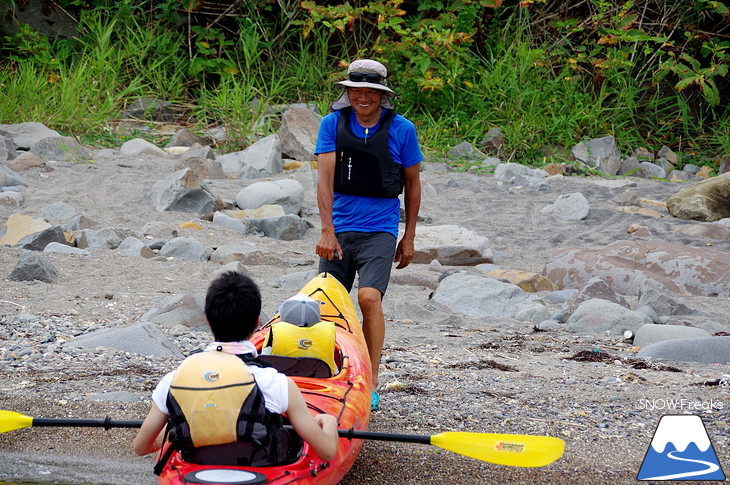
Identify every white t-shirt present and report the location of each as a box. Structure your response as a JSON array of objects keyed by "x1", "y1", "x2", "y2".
[{"x1": 151, "y1": 341, "x2": 289, "y2": 415}]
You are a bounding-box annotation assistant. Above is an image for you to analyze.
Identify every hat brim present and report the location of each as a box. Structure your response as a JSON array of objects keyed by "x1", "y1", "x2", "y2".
[{"x1": 334, "y1": 80, "x2": 396, "y2": 96}]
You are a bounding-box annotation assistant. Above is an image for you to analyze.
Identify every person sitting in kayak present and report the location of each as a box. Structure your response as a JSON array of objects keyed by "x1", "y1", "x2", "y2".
[
  {"x1": 261, "y1": 293, "x2": 339, "y2": 376},
  {"x1": 132, "y1": 271, "x2": 339, "y2": 466}
]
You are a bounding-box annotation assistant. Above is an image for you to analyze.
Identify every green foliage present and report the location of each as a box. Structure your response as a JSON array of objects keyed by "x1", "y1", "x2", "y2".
[{"x1": 0, "y1": 0, "x2": 728, "y2": 164}]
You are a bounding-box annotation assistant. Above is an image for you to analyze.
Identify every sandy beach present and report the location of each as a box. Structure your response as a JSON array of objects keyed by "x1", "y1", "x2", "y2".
[{"x1": 1, "y1": 149, "x2": 728, "y2": 484}]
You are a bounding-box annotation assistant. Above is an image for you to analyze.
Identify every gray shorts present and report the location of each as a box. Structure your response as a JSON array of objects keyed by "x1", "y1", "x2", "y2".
[{"x1": 318, "y1": 231, "x2": 397, "y2": 295}]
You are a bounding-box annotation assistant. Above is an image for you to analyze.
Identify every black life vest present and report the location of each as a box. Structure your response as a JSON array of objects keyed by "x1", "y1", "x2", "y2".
[
  {"x1": 154, "y1": 350, "x2": 300, "y2": 472},
  {"x1": 334, "y1": 107, "x2": 404, "y2": 198}
]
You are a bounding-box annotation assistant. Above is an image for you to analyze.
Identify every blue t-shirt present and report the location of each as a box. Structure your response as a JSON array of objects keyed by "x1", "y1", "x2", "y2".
[{"x1": 315, "y1": 109, "x2": 423, "y2": 238}]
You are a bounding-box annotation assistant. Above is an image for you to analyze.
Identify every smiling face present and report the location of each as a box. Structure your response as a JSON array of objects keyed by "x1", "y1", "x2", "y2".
[{"x1": 347, "y1": 87, "x2": 384, "y2": 120}]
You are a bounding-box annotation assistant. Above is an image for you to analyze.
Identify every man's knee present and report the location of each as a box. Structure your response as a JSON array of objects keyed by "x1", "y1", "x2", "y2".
[{"x1": 358, "y1": 288, "x2": 382, "y2": 313}]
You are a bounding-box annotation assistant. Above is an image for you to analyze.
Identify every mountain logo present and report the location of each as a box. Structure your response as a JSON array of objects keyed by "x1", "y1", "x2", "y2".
[{"x1": 637, "y1": 414, "x2": 726, "y2": 481}]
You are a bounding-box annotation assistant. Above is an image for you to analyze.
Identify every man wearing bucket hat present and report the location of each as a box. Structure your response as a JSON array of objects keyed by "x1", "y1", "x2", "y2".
[{"x1": 314, "y1": 59, "x2": 423, "y2": 411}]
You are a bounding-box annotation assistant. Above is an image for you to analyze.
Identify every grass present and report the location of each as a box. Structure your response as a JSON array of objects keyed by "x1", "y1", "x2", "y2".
[{"x1": 0, "y1": 6, "x2": 726, "y2": 172}]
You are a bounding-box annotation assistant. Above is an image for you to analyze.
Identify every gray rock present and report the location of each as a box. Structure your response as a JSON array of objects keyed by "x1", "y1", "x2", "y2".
[
  {"x1": 413, "y1": 225, "x2": 493, "y2": 265},
  {"x1": 0, "y1": 135, "x2": 16, "y2": 162},
  {"x1": 30, "y1": 136, "x2": 91, "y2": 162},
  {"x1": 150, "y1": 168, "x2": 217, "y2": 216},
  {"x1": 540, "y1": 289, "x2": 578, "y2": 305},
  {"x1": 431, "y1": 273, "x2": 536, "y2": 319},
  {"x1": 64, "y1": 321, "x2": 184, "y2": 358},
  {"x1": 633, "y1": 324, "x2": 711, "y2": 348},
  {"x1": 657, "y1": 145, "x2": 679, "y2": 164},
  {"x1": 248, "y1": 214, "x2": 312, "y2": 240},
  {"x1": 618, "y1": 157, "x2": 641, "y2": 176},
  {"x1": 545, "y1": 240, "x2": 730, "y2": 297},
  {"x1": 666, "y1": 172, "x2": 730, "y2": 222},
  {"x1": 674, "y1": 222, "x2": 730, "y2": 240},
  {"x1": 212, "y1": 261, "x2": 250, "y2": 279},
  {"x1": 446, "y1": 142, "x2": 488, "y2": 162},
  {"x1": 636, "y1": 279, "x2": 692, "y2": 316},
  {"x1": 0, "y1": 164, "x2": 28, "y2": 188},
  {"x1": 634, "y1": 305, "x2": 662, "y2": 324},
  {"x1": 0, "y1": 191, "x2": 23, "y2": 207},
  {"x1": 122, "y1": 98, "x2": 173, "y2": 122},
  {"x1": 278, "y1": 107, "x2": 321, "y2": 161},
  {"x1": 212, "y1": 212, "x2": 250, "y2": 233},
  {"x1": 494, "y1": 163, "x2": 550, "y2": 191},
  {"x1": 218, "y1": 134, "x2": 282, "y2": 179},
  {"x1": 158, "y1": 237, "x2": 208, "y2": 262},
  {"x1": 141, "y1": 293, "x2": 207, "y2": 329},
  {"x1": 566, "y1": 299, "x2": 652, "y2": 336},
  {"x1": 638, "y1": 161, "x2": 666, "y2": 179},
  {"x1": 9, "y1": 251, "x2": 59, "y2": 282},
  {"x1": 166, "y1": 129, "x2": 211, "y2": 148},
  {"x1": 174, "y1": 156, "x2": 226, "y2": 180},
  {"x1": 209, "y1": 244, "x2": 258, "y2": 264},
  {"x1": 566, "y1": 276, "x2": 630, "y2": 315},
  {"x1": 14, "y1": 225, "x2": 67, "y2": 251},
  {"x1": 235, "y1": 179, "x2": 304, "y2": 215},
  {"x1": 43, "y1": 242, "x2": 90, "y2": 256},
  {"x1": 515, "y1": 303, "x2": 552, "y2": 324},
  {"x1": 478, "y1": 127, "x2": 505, "y2": 154},
  {"x1": 77, "y1": 228, "x2": 125, "y2": 250},
  {"x1": 541, "y1": 192, "x2": 590, "y2": 220},
  {"x1": 120, "y1": 138, "x2": 168, "y2": 158},
  {"x1": 117, "y1": 236, "x2": 155, "y2": 258},
  {"x1": 571, "y1": 135, "x2": 622, "y2": 175},
  {"x1": 535, "y1": 319, "x2": 563, "y2": 331},
  {"x1": 636, "y1": 336, "x2": 730, "y2": 364},
  {"x1": 668, "y1": 170, "x2": 700, "y2": 182},
  {"x1": 0, "y1": 122, "x2": 60, "y2": 150}
]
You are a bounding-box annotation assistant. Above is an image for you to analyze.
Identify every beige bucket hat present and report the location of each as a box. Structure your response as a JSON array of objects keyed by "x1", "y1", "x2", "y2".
[{"x1": 331, "y1": 59, "x2": 396, "y2": 110}]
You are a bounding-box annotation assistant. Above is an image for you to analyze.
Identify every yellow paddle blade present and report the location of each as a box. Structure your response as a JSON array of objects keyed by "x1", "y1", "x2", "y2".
[
  {"x1": 430, "y1": 431, "x2": 565, "y2": 467},
  {"x1": 0, "y1": 410, "x2": 34, "y2": 434}
]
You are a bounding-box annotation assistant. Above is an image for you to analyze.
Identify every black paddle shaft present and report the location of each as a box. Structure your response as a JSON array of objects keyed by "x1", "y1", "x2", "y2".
[
  {"x1": 32, "y1": 417, "x2": 143, "y2": 429},
  {"x1": 29, "y1": 418, "x2": 432, "y2": 445},
  {"x1": 337, "y1": 428, "x2": 432, "y2": 445}
]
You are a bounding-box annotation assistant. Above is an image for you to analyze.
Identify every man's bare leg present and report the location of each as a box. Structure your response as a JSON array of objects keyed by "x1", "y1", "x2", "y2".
[{"x1": 358, "y1": 286, "x2": 385, "y2": 389}]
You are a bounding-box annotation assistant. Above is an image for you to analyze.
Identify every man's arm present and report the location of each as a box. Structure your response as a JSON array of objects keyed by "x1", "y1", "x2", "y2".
[
  {"x1": 285, "y1": 378, "x2": 339, "y2": 460},
  {"x1": 133, "y1": 404, "x2": 168, "y2": 456},
  {"x1": 316, "y1": 151, "x2": 342, "y2": 261},
  {"x1": 394, "y1": 162, "x2": 421, "y2": 269}
]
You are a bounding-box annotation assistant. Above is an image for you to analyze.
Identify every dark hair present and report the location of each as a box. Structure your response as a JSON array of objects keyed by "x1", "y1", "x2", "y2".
[{"x1": 205, "y1": 271, "x2": 261, "y2": 342}]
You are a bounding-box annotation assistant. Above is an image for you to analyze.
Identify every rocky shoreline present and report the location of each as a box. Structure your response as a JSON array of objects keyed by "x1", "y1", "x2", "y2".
[{"x1": 1, "y1": 118, "x2": 729, "y2": 484}]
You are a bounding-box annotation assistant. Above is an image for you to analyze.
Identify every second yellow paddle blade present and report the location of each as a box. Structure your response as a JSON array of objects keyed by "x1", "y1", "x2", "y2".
[
  {"x1": 0, "y1": 410, "x2": 34, "y2": 434},
  {"x1": 430, "y1": 431, "x2": 565, "y2": 467}
]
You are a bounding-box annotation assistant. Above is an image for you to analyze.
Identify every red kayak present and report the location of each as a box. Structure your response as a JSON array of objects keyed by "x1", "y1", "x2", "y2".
[{"x1": 157, "y1": 273, "x2": 372, "y2": 484}]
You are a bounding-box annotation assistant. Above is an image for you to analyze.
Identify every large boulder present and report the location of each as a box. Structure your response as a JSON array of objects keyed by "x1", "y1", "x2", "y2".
[
  {"x1": 150, "y1": 168, "x2": 217, "y2": 216},
  {"x1": 412, "y1": 225, "x2": 493, "y2": 265},
  {"x1": 666, "y1": 172, "x2": 730, "y2": 222},
  {"x1": 278, "y1": 108, "x2": 321, "y2": 161},
  {"x1": 545, "y1": 240, "x2": 730, "y2": 297},
  {"x1": 571, "y1": 135, "x2": 622, "y2": 175},
  {"x1": 235, "y1": 179, "x2": 304, "y2": 215},
  {"x1": 431, "y1": 273, "x2": 535, "y2": 318}
]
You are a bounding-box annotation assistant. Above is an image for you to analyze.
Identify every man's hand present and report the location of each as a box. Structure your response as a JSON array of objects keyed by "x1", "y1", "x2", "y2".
[
  {"x1": 317, "y1": 229, "x2": 343, "y2": 261},
  {"x1": 394, "y1": 235, "x2": 414, "y2": 269}
]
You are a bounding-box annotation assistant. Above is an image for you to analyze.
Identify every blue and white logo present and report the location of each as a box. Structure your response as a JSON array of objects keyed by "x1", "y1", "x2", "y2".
[{"x1": 638, "y1": 414, "x2": 726, "y2": 481}]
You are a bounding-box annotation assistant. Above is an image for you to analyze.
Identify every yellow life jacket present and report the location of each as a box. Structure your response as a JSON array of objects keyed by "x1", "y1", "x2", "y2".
[
  {"x1": 157, "y1": 350, "x2": 297, "y2": 471},
  {"x1": 266, "y1": 321, "x2": 337, "y2": 375}
]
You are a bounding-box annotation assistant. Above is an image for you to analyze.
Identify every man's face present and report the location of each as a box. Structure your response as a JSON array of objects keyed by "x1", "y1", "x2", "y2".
[{"x1": 348, "y1": 87, "x2": 383, "y2": 119}]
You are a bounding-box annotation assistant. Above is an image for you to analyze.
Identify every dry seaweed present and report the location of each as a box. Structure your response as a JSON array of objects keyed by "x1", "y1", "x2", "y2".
[
  {"x1": 448, "y1": 359, "x2": 519, "y2": 372},
  {"x1": 564, "y1": 350, "x2": 683, "y2": 372}
]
